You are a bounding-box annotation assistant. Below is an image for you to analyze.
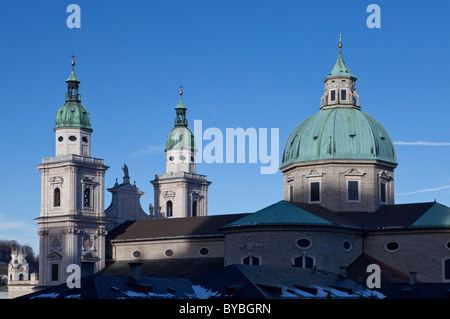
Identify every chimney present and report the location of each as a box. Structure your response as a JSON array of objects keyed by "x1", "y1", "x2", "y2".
[
  {"x1": 409, "y1": 272, "x2": 417, "y2": 286},
  {"x1": 81, "y1": 261, "x2": 95, "y2": 278},
  {"x1": 338, "y1": 266, "x2": 347, "y2": 278},
  {"x1": 128, "y1": 262, "x2": 142, "y2": 282}
]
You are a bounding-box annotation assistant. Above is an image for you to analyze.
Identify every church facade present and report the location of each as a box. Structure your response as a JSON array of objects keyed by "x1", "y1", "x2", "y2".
[{"x1": 32, "y1": 39, "x2": 450, "y2": 295}]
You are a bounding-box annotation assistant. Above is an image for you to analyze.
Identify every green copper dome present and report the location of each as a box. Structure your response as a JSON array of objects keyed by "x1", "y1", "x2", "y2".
[
  {"x1": 166, "y1": 126, "x2": 196, "y2": 150},
  {"x1": 280, "y1": 107, "x2": 397, "y2": 168},
  {"x1": 55, "y1": 101, "x2": 92, "y2": 130}
]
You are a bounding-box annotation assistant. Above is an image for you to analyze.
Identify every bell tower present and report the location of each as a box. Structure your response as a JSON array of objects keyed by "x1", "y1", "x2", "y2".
[
  {"x1": 151, "y1": 87, "x2": 211, "y2": 218},
  {"x1": 35, "y1": 56, "x2": 109, "y2": 286}
]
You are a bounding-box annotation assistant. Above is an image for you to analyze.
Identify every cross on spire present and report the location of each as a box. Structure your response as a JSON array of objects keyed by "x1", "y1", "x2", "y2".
[
  {"x1": 338, "y1": 33, "x2": 342, "y2": 52},
  {"x1": 71, "y1": 53, "x2": 76, "y2": 67}
]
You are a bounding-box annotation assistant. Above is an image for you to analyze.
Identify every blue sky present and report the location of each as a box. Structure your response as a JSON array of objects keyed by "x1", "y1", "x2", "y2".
[{"x1": 0, "y1": 0, "x2": 449, "y2": 253}]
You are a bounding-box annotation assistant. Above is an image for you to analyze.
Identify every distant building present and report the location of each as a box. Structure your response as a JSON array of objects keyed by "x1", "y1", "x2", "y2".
[{"x1": 7, "y1": 248, "x2": 38, "y2": 298}]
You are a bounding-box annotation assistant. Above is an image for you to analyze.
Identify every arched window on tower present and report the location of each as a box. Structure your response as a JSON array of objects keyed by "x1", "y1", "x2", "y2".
[
  {"x1": 83, "y1": 188, "x2": 91, "y2": 208},
  {"x1": 166, "y1": 200, "x2": 173, "y2": 217},
  {"x1": 192, "y1": 200, "x2": 197, "y2": 217},
  {"x1": 54, "y1": 188, "x2": 61, "y2": 207}
]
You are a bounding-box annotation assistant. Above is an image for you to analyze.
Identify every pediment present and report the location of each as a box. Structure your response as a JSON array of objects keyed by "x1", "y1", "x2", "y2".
[
  {"x1": 379, "y1": 170, "x2": 393, "y2": 181},
  {"x1": 343, "y1": 168, "x2": 365, "y2": 176},
  {"x1": 50, "y1": 176, "x2": 64, "y2": 184},
  {"x1": 163, "y1": 191, "x2": 176, "y2": 198},
  {"x1": 47, "y1": 252, "x2": 63, "y2": 260},
  {"x1": 306, "y1": 169, "x2": 323, "y2": 178}
]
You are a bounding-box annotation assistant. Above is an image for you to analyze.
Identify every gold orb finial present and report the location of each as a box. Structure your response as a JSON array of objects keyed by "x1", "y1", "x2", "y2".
[
  {"x1": 179, "y1": 84, "x2": 183, "y2": 96},
  {"x1": 71, "y1": 53, "x2": 76, "y2": 67},
  {"x1": 338, "y1": 33, "x2": 342, "y2": 52}
]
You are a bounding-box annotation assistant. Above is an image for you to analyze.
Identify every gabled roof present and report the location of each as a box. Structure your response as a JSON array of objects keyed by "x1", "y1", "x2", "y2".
[
  {"x1": 410, "y1": 202, "x2": 450, "y2": 228},
  {"x1": 340, "y1": 202, "x2": 450, "y2": 230},
  {"x1": 223, "y1": 200, "x2": 360, "y2": 229},
  {"x1": 347, "y1": 253, "x2": 412, "y2": 283},
  {"x1": 107, "y1": 213, "x2": 249, "y2": 242}
]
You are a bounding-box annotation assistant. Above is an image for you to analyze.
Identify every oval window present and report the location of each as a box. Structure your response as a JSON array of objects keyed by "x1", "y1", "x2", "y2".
[
  {"x1": 69, "y1": 136, "x2": 77, "y2": 141},
  {"x1": 58, "y1": 136, "x2": 64, "y2": 142},
  {"x1": 446, "y1": 241, "x2": 450, "y2": 251},
  {"x1": 296, "y1": 238, "x2": 312, "y2": 249},
  {"x1": 179, "y1": 155, "x2": 186, "y2": 161},
  {"x1": 169, "y1": 156, "x2": 174, "y2": 161},
  {"x1": 82, "y1": 136, "x2": 88, "y2": 143},
  {"x1": 199, "y1": 248, "x2": 209, "y2": 257},
  {"x1": 342, "y1": 241, "x2": 352, "y2": 252},
  {"x1": 165, "y1": 249, "x2": 174, "y2": 257},
  {"x1": 132, "y1": 250, "x2": 141, "y2": 258},
  {"x1": 385, "y1": 241, "x2": 400, "y2": 252}
]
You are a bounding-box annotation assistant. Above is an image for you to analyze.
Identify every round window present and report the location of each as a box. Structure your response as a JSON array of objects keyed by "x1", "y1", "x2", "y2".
[
  {"x1": 165, "y1": 249, "x2": 174, "y2": 257},
  {"x1": 342, "y1": 241, "x2": 352, "y2": 252},
  {"x1": 169, "y1": 156, "x2": 174, "y2": 161},
  {"x1": 69, "y1": 135, "x2": 77, "y2": 141},
  {"x1": 82, "y1": 136, "x2": 88, "y2": 143},
  {"x1": 446, "y1": 241, "x2": 450, "y2": 251},
  {"x1": 296, "y1": 238, "x2": 312, "y2": 249},
  {"x1": 58, "y1": 136, "x2": 64, "y2": 142},
  {"x1": 132, "y1": 250, "x2": 141, "y2": 258},
  {"x1": 199, "y1": 248, "x2": 209, "y2": 257},
  {"x1": 385, "y1": 241, "x2": 400, "y2": 252},
  {"x1": 191, "y1": 156, "x2": 195, "y2": 162},
  {"x1": 179, "y1": 155, "x2": 186, "y2": 161}
]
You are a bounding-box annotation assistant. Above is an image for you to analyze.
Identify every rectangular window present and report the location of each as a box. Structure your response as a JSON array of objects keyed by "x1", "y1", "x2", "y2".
[
  {"x1": 348, "y1": 181, "x2": 359, "y2": 201},
  {"x1": 341, "y1": 89, "x2": 347, "y2": 101},
  {"x1": 330, "y1": 90, "x2": 336, "y2": 101},
  {"x1": 289, "y1": 185, "x2": 293, "y2": 202},
  {"x1": 310, "y1": 182, "x2": 320, "y2": 202},
  {"x1": 380, "y1": 182, "x2": 387, "y2": 203},
  {"x1": 445, "y1": 259, "x2": 450, "y2": 280},
  {"x1": 51, "y1": 264, "x2": 59, "y2": 282}
]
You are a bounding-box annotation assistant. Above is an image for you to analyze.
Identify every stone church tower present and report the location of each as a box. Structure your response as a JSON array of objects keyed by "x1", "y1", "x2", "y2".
[
  {"x1": 151, "y1": 88, "x2": 211, "y2": 218},
  {"x1": 35, "y1": 57, "x2": 109, "y2": 286}
]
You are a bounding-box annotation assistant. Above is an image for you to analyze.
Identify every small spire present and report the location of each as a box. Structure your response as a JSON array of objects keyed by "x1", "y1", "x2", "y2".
[{"x1": 338, "y1": 33, "x2": 342, "y2": 53}]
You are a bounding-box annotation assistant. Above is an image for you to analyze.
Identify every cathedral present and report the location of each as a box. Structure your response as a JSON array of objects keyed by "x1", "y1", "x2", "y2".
[{"x1": 17, "y1": 39, "x2": 450, "y2": 299}]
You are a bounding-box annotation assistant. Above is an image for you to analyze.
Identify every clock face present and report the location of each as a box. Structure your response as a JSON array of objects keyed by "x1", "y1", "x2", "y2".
[{"x1": 19, "y1": 266, "x2": 24, "y2": 272}]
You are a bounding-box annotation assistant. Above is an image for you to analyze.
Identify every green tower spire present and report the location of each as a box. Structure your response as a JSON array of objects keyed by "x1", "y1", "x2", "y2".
[
  {"x1": 166, "y1": 86, "x2": 196, "y2": 151},
  {"x1": 55, "y1": 55, "x2": 92, "y2": 130},
  {"x1": 325, "y1": 34, "x2": 356, "y2": 80},
  {"x1": 174, "y1": 84, "x2": 188, "y2": 127}
]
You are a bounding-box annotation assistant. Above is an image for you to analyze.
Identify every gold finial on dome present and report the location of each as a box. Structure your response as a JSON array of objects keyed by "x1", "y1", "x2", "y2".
[
  {"x1": 338, "y1": 33, "x2": 342, "y2": 52},
  {"x1": 71, "y1": 53, "x2": 76, "y2": 67},
  {"x1": 179, "y1": 84, "x2": 183, "y2": 96}
]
